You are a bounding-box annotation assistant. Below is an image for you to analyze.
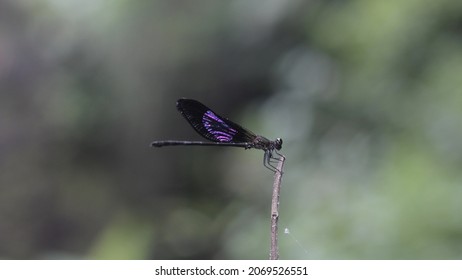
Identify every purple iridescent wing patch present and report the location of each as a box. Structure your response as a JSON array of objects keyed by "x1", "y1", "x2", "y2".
[
  {"x1": 176, "y1": 98, "x2": 257, "y2": 143},
  {"x1": 202, "y1": 110, "x2": 237, "y2": 142}
]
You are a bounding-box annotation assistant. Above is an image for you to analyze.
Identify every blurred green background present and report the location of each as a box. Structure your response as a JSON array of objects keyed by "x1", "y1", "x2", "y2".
[{"x1": 1, "y1": 0, "x2": 462, "y2": 259}]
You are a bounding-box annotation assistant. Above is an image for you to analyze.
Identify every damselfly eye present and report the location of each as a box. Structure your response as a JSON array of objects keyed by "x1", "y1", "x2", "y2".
[{"x1": 275, "y1": 138, "x2": 283, "y2": 150}]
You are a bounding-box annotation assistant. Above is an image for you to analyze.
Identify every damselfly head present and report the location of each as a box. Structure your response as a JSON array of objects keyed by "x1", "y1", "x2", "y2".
[{"x1": 275, "y1": 138, "x2": 283, "y2": 150}]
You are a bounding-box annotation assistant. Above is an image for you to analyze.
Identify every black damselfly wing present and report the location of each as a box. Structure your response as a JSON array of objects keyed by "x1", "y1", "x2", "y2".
[{"x1": 176, "y1": 99, "x2": 256, "y2": 144}]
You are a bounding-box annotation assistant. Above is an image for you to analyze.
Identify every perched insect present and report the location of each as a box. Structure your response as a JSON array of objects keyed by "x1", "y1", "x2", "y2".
[{"x1": 151, "y1": 98, "x2": 283, "y2": 172}]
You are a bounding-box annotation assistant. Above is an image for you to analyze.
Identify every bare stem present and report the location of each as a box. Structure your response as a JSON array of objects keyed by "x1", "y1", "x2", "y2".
[{"x1": 269, "y1": 155, "x2": 286, "y2": 260}]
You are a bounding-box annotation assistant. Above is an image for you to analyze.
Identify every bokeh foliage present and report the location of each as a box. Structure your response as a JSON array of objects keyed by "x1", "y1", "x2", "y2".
[{"x1": 1, "y1": 0, "x2": 462, "y2": 259}]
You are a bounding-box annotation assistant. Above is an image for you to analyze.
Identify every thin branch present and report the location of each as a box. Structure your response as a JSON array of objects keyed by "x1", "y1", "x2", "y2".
[{"x1": 269, "y1": 155, "x2": 286, "y2": 260}]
